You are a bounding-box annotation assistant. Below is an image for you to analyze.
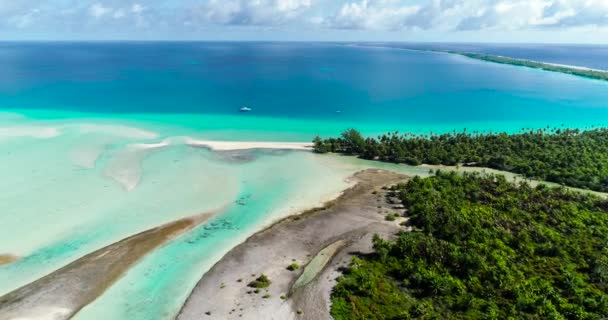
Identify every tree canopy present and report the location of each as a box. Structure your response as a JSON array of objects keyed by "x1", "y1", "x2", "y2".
[
  {"x1": 331, "y1": 172, "x2": 608, "y2": 319},
  {"x1": 313, "y1": 128, "x2": 608, "y2": 192}
]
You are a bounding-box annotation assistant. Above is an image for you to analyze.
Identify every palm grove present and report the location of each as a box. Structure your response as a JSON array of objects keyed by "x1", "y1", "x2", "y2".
[
  {"x1": 313, "y1": 128, "x2": 608, "y2": 192},
  {"x1": 314, "y1": 129, "x2": 608, "y2": 319}
]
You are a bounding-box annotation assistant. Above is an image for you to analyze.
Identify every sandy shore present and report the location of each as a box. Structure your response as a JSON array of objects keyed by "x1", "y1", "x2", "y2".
[
  {"x1": 185, "y1": 138, "x2": 312, "y2": 151},
  {"x1": 0, "y1": 212, "x2": 214, "y2": 320},
  {"x1": 177, "y1": 169, "x2": 408, "y2": 320}
]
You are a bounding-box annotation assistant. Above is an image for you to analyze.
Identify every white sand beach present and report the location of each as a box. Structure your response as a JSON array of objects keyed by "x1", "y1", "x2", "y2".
[{"x1": 185, "y1": 138, "x2": 312, "y2": 151}]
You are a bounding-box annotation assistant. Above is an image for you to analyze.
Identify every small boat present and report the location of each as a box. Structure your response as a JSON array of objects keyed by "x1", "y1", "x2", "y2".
[
  {"x1": 239, "y1": 107, "x2": 252, "y2": 112},
  {"x1": 335, "y1": 110, "x2": 342, "y2": 114}
]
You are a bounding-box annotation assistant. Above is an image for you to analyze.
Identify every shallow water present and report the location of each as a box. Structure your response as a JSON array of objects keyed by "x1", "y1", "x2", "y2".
[{"x1": 1, "y1": 42, "x2": 607, "y2": 320}]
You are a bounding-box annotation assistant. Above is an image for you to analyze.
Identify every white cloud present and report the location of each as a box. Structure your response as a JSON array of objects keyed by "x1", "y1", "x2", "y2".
[
  {"x1": 325, "y1": 0, "x2": 608, "y2": 31},
  {"x1": 113, "y1": 9, "x2": 125, "y2": 19},
  {"x1": 8, "y1": 9, "x2": 39, "y2": 28},
  {"x1": 327, "y1": 0, "x2": 420, "y2": 30},
  {"x1": 86, "y1": 3, "x2": 148, "y2": 23},
  {"x1": 131, "y1": 4, "x2": 145, "y2": 15},
  {"x1": 1, "y1": 0, "x2": 608, "y2": 40},
  {"x1": 89, "y1": 3, "x2": 111, "y2": 18},
  {"x1": 199, "y1": 0, "x2": 312, "y2": 26}
]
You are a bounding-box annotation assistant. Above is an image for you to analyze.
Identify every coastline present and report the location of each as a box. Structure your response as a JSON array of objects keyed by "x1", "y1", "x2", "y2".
[
  {"x1": 447, "y1": 50, "x2": 608, "y2": 82},
  {"x1": 352, "y1": 44, "x2": 608, "y2": 82},
  {"x1": 177, "y1": 169, "x2": 408, "y2": 320}
]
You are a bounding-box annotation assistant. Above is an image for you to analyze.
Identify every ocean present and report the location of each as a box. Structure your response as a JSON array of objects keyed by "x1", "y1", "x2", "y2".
[
  {"x1": 0, "y1": 42, "x2": 607, "y2": 319},
  {"x1": 2, "y1": 42, "x2": 608, "y2": 134}
]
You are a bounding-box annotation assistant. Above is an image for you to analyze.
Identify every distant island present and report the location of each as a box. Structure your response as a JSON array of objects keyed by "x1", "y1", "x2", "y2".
[
  {"x1": 447, "y1": 51, "x2": 608, "y2": 82},
  {"x1": 313, "y1": 128, "x2": 608, "y2": 192},
  {"x1": 355, "y1": 44, "x2": 608, "y2": 82}
]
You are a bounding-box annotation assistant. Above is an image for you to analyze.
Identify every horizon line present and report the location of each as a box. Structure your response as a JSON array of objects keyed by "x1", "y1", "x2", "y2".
[{"x1": 0, "y1": 40, "x2": 607, "y2": 46}]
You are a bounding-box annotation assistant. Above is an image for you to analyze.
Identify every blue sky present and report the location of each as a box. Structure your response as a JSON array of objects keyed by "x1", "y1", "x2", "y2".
[{"x1": 1, "y1": 0, "x2": 608, "y2": 43}]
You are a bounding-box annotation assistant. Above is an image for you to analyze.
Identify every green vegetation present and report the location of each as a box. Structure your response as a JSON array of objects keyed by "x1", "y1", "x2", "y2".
[
  {"x1": 451, "y1": 51, "x2": 608, "y2": 82},
  {"x1": 385, "y1": 213, "x2": 399, "y2": 221},
  {"x1": 287, "y1": 263, "x2": 301, "y2": 271},
  {"x1": 248, "y1": 274, "x2": 271, "y2": 289},
  {"x1": 313, "y1": 128, "x2": 608, "y2": 192},
  {"x1": 331, "y1": 172, "x2": 608, "y2": 319}
]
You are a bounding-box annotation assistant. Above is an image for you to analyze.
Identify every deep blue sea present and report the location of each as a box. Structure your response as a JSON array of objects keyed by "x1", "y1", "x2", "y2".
[{"x1": 0, "y1": 42, "x2": 607, "y2": 135}]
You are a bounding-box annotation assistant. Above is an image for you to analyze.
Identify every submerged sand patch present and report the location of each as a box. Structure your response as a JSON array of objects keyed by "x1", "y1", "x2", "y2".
[
  {"x1": 0, "y1": 211, "x2": 215, "y2": 320},
  {"x1": 0, "y1": 255, "x2": 18, "y2": 266}
]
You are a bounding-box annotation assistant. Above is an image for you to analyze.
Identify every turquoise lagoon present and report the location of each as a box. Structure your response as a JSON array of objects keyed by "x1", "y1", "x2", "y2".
[{"x1": 1, "y1": 42, "x2": 608, "y2": 319}]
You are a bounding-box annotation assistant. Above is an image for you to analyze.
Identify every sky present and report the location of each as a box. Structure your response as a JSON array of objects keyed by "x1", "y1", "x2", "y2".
[{"x1": 1, "y1": 0, "x2": 608, "y2": 43}]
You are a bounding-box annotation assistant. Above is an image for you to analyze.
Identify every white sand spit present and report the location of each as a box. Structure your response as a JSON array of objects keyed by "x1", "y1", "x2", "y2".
[{"x1": 185, "y1": 138, "x2": 312, "y2": 151}]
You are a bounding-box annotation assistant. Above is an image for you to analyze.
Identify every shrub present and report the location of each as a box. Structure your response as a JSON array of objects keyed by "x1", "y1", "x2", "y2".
[
  {"x1": 248, "y1": 274, "x2": 271, "y2": 288},
  {"x1": 385, "y1": 213, "x2": 398, "y2": 221},
  {"x1": 287, "y1": 263, "x2": 300, "y2": 271}
]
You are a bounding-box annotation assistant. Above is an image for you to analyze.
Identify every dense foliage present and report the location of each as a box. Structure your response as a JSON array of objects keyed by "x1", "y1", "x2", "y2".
[
  {"x1": 331, "y1": 172, "x2": 608, "y2": 319},
  {"x1": 313, "y1": 128, "x2": 608, "y2": 192},
  {"x1": 453, "y1": 52, "x2": 608, "y2": 82}
]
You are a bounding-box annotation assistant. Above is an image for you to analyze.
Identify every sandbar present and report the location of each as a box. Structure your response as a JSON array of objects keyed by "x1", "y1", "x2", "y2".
[
  {"x1": 177, "y1": 169, "x2": 408, "y2": 320},
  {"x1": 0, "y1": 211, "x2": 214, "y2": 320},
  {"x1": 0, "y1": 255, "x2": 18, "y2": 266},
  {"x1": 185, "y1": 138, "x2": 312, "y2": 151}
]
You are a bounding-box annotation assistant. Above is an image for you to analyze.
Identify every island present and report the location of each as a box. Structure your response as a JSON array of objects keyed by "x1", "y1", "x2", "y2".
[
  {"x1": 448, "y1": 51, "x2": 608, "y2": 82},
  {"x1": 176, "y1": 128, "x2": 608, "y2": 319}
]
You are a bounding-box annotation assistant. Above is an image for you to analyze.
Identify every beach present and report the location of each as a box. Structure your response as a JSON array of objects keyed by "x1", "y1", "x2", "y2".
[
  {"x1": 185, "y1": 139, "x2": 312, "y2": 151},
  {"x1": 177, "y1": 169, "x2": 408, "y2": 320}
]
